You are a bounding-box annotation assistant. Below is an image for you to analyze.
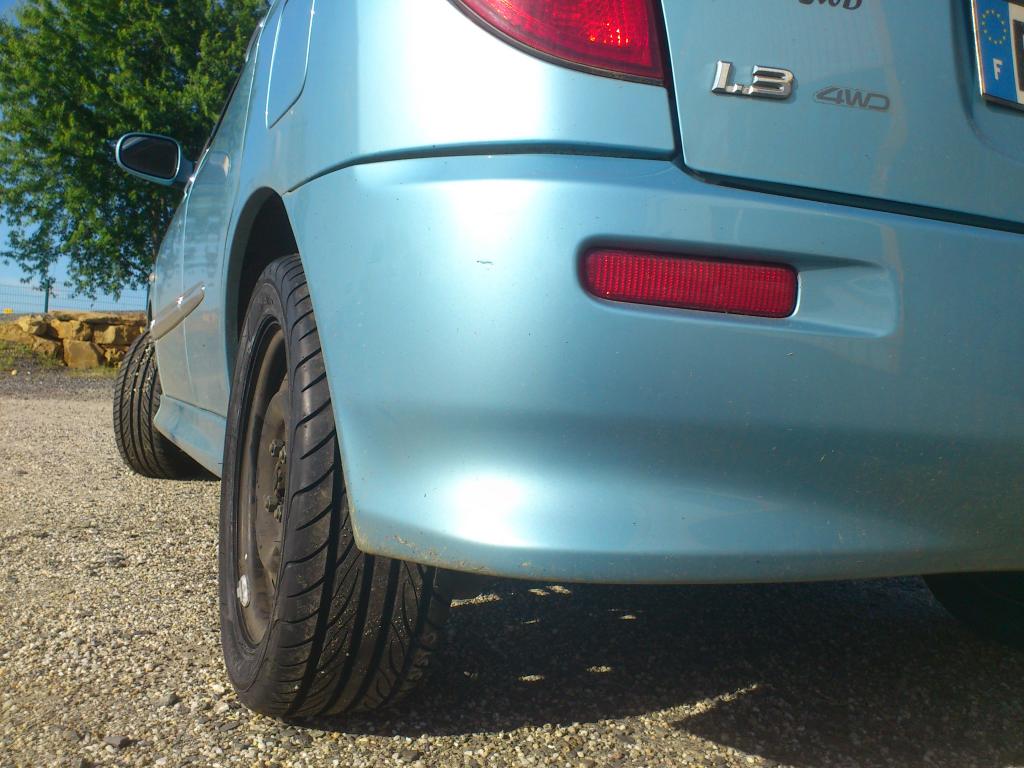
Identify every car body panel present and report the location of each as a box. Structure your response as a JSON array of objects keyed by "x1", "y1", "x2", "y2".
[
  {"x1": 180, "y1": 30, "x2": 262, "y2": 417},
  {"x1": 150, "y1": 205, "x2": 192, "y2": 404},
  {"x1": 153, "y1": 394, "x2": 227, "y2": 476},
  {"x1": 283, "y1": 153, "x2": 1024, "y2": 582},
  {"x1": 152, "y1": 0, "x2": 677, "y2": 422},
  {"x1": 266, "y1": 0, "x2": 315, "y2": 128},
  {"x1": 145, "y1": 0, "x2": 1023, "y2": 583},
  {"x1": 663, "y1": 0, "x2": 1024, "y2": 226},
  {"x1": 270, "y1": 0, "x2": 675, "y2": 191}
]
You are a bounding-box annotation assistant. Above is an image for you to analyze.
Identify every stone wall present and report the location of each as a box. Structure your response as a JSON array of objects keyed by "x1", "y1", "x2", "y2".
[{"x1": 0, "y1": 311, "x2": 147, "y2": 368}]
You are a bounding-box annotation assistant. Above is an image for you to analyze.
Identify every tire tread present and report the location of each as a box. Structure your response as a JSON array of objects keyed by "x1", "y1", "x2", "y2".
[
  {"x1": 222, "y1": 255, "x2": 449, "y2": 719},
  {"x1": 113, "y1": 331, "x2": 202, "y2": 479}
]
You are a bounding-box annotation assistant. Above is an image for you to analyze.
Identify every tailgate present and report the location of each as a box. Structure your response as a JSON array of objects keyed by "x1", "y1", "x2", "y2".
[{"x1": 661, "y1": 0, "x2": 1024, "y2": 226}]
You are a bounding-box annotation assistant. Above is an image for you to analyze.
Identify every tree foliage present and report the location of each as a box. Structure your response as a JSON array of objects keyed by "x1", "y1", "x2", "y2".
[{"x1": 0, "y1": 0, "x2": 267, "y2": 295}]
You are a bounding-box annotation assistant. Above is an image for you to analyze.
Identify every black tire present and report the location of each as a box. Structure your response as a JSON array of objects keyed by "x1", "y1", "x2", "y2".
[
  {"x1": 219, "y1": 255, "x2": 451, "y2": 719},
  {"x1": 926, "y1": 572, "x2": 1024, "y2": 648},
  {"x1": 113, "y1": 331, "x2": 203, "y2": 479}
]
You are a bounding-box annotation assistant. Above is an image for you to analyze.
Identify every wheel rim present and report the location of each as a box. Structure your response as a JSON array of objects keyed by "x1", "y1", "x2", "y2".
[{"x1": 236, "y1": 321, "x2": 289, "y2": 646}]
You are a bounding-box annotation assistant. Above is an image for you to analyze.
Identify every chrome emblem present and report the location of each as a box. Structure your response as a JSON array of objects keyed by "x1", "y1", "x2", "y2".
[{"x1": 712, "y1": 61, "x2": 795, "y2": 100}]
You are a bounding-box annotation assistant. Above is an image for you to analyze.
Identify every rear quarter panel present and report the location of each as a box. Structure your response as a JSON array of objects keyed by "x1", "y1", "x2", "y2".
[
  {"x1": 211, "y1": 0, "x2": 679, "y2": 381},
  {"x1": 154, "y1": 0, "x2": 677, "y2": 461}
]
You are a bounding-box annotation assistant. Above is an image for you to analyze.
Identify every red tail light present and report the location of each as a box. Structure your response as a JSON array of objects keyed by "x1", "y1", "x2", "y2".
[
  {"x1": 584, "y1": 250, "x2": 798, "y2": 318},
  {"x1": 454, "y1": 0, "x2": 664, "y2": 83}
]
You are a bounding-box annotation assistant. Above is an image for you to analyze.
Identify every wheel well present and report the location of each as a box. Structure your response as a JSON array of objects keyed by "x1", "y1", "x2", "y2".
[{"x1": 228, "y1": 191, "x2": 299, "y2": 355}]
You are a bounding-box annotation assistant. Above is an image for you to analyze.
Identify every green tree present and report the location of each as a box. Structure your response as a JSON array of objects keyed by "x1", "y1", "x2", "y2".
[{"x1": 0, "y1": 0, "x2": 267, "y2": 296}]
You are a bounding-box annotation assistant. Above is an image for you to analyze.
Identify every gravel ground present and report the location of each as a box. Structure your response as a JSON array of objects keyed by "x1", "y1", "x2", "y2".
[{"x1": 0, "y1": 367, "x2": 1022, "y2": 768}]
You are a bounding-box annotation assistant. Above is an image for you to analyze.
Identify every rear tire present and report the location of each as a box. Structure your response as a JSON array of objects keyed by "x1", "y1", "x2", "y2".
[
  {"x1": 926, "y1": 572, "x2": 1024, "y2": 648},
  {"x1": 219, "y1": 255, "x2": 451, "y2": 719},
  {"x1": 113, "y1": 331, "x2": 203, "y2": 479}
]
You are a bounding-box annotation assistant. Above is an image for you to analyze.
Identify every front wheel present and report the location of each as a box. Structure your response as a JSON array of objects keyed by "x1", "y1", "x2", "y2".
[
  {"x1": 219, "y1": 255, "x2": 451, "y2": 719},
  {"x1": 926, "y1": 572, "x2": 1024, "y2": 648},
  {"x1": 113, "y1": 331, "x2": 203, "y2": 479}
]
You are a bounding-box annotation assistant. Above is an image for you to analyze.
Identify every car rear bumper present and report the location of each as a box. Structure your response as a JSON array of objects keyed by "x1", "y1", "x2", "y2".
[{"x1": 285, "y1": 154, "x2": 1024, "y2": 583}]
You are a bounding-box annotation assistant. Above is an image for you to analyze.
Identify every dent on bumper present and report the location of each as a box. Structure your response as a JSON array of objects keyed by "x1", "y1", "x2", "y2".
[{"x1": 285, "y1": 154, "x2": 1024, "y2": 583}]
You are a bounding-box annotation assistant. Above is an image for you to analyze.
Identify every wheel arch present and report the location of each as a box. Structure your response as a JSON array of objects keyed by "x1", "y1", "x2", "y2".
[{"x1": 225, "y1": 189, "x2": 299, "y2": 374}]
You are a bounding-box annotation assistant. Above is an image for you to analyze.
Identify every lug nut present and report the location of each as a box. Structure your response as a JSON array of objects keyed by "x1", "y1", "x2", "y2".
[{"x1": 236, "y1": 575, "x2": 251, "y2": 608}]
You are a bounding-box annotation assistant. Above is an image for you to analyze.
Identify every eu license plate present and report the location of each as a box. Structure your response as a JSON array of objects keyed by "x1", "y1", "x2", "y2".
[{"x1": 972, "y1": 0, "x2": 1024, "y2": 110}]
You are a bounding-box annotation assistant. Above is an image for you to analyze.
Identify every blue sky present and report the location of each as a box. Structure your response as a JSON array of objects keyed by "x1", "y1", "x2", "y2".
[{"x1": 0, "y1": 223, "x2": 17, "y2": 285}]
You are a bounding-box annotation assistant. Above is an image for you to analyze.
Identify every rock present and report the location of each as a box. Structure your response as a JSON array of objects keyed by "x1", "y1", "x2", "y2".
[
  {"x1": 104, "y1": 553, "x2": 127, "y2": 568},
  {"x1": 92, "y1": 325, "x2": 131, "y2": 346},
  {"x1": 103, "y1": 347, "x2": 126, "y2": 367},
  {"x1": 63, "y1": 340, "x2": 104, "y2": 369},
  {"x1": 0, "y1": 325, "x2": 62, "y2": 360},
  {"x1": 80, "y1": 311, "x2": 144, "y2": 327},
  {"x1": 0, "y1": 323, "x2": 34, "y2": 343},
  {"x1": 48, "y1": 309, "x2": 143, "y2": 325},
  {"x1": 16, "y1": 315, "x2": 52, "y2": 338},
  {"x1": 157, "y1": 692, "x2": 180, "y2": 708},
  {"x1": 4, "y1": 311, "x2": 146, "y2": 369},
  {"x1": 50, "y1": 319, "x2": 92, "y2": 342},
  {"x1": 213, "y1": 701, "x2": 231, "y2": 715},
  {"x1": 103, "y1": 734, "x2": 130, "y2": 749},
  {"x1": 78, "y1": 313, "x2": 123, "y2": 326},
  {"x1": 30, "y1": 337, "x2": 63, "y2": 360},
  {"x1": 399, "y1": 749, "x2": 422, "y2": 763}
]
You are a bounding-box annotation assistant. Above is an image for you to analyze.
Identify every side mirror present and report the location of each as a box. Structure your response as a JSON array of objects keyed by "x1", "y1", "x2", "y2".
[{"x1": 115, "y1": 133, "x2": 194, "y2": 187}]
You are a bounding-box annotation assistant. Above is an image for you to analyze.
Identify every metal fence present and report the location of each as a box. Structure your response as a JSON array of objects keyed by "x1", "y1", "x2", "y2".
[{"x1": 0, "y1": 281, "x2": 148, "y2": 316}]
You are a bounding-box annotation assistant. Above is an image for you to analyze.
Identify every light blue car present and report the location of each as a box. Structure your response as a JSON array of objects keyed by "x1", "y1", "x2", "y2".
[{"x1": 112, "y1": 0, "x2": 1024, "y2": 717}]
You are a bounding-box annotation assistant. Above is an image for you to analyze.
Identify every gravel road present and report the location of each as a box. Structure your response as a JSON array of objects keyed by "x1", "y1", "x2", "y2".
[{"x1": 1, "y1": 368, "x2": 1022, "y2": 768}]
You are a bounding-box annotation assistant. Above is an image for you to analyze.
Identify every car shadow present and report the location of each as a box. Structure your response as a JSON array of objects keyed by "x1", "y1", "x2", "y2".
[{"x1": 319, "y1": 577, "x2": 1024, "y2": 767}]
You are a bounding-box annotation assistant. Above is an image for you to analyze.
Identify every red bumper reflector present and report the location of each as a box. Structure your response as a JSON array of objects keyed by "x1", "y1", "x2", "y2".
[{"x1": 584, "y1": 250, "x2": 797, "y2": 318}]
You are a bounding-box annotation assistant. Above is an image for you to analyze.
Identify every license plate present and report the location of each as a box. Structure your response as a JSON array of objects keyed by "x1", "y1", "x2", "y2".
[{"x1": 972, "y1": 0, "x2": 1024, "y2": 110}]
